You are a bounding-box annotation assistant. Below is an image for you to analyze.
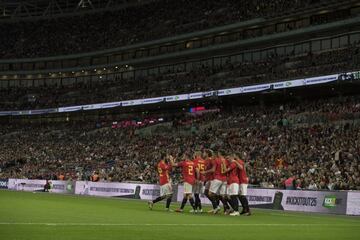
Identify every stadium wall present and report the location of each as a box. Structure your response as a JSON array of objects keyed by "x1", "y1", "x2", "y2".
[{"x1": 5, "y1": 179, "x2": 360, "y2": 216}]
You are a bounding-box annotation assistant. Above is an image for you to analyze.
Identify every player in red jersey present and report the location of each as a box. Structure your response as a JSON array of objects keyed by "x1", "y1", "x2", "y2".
[
  {"x1": 203, "y1": 150, "x2": 218, "y2": 210},
  {"x1": 203, "y1": 149, "x2": 230, "y2": 214},
  {"x1": 224, "y1": 154, "x2": 241, "y2": 216},
  {"x1": 170, "y1": 152, "x2": 196, "y2": 212},
  {"x1": 192, "y1": 150, "x2": 206, "y2": 213},
  {"x1": 232, "y1": 153, "x2": 251, "y2": 216},
  {"x1": 148, "y1": 153, "x2": 173, "y2": 211}
]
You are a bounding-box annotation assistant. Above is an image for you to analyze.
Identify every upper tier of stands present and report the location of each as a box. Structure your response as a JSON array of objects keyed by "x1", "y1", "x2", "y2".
[
  {"x1": 0, "y1": 0, "x2": 343, "y2": 59},
  {"x1": 1, "y1": 42, "x2": 359, "y2": 111}
]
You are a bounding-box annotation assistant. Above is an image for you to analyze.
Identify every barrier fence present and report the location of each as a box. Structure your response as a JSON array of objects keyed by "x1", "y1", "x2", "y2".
[
  {"x1": 7, "y1": 178, "x2": 75, "y2": 194},
  {"x1": 2, "y1": 178, "x2": 360, "y2": 216}
]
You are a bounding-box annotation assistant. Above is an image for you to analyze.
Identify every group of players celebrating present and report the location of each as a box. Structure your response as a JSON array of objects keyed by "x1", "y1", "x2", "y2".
[{"x1": 148, "y1": 149, "x2": 251, "y2": 216}]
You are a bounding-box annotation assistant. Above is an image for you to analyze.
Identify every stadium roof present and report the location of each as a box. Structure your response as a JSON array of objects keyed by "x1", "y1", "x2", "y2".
[{"x1": 0, "y1": 0, "x2": 154, "y2": 20}]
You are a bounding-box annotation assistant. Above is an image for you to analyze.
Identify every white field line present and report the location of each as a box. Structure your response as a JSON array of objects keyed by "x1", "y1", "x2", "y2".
[
  {"x1": 0, "y1": 223, "x2": 359, "y2": 227},
  {"x1": 269, "y1": 212, "x2": 326, "y2": 219},
  {"x1": 268, "y1": 212, "x2": 360, "y2": 223}
]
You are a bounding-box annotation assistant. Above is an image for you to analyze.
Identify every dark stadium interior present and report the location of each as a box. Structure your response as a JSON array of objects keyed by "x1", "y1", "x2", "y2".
[{"x1": 1, "y1": 0, "x2": 360, "y2": 196}]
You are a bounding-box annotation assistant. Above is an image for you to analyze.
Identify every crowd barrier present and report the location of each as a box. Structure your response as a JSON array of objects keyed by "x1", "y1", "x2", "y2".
[
  {"x1": 178, "y1": 186, "x2": 349, "y2": 215},
  {"x1": 2, "y1": 178, "x2": 359, "y2": 215},
  {"x1": 74, "y1": 181, "x2": 160, "y2": 200},
  {"x1": 6, "y1": 178, "x2": 75, "y2": 194}
]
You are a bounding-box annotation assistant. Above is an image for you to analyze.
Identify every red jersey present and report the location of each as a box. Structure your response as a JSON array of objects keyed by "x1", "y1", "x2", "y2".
[
  {"x1": 205, "y1": 158, "x2": 214, "y2": 182},
  {"x1": 157, "y1": 161, "x2": 171, "y2": 186},
  {"x1": 193, "y1": 157, "x2": 206, "y2": 182},
  {"x1": 213, "y1": 157, "x2": 228, "y2": 182},
  {"x1": 237, "y1": 159, "x2": 249, "y2": 184},
  {"x1": 177, "y1": 160, "x2": 196, "y2": 185},
  {"x1": 227, "y1": 161, "x2": 240, "y2": 184}
]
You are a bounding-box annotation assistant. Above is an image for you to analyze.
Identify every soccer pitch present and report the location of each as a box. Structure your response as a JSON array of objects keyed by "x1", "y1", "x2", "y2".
[{"x1": 0, "y1": 190, "x2": 359, "y2": 240}]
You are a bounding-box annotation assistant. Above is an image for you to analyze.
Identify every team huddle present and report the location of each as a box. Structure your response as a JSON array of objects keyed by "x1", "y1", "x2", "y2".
[{"x1": 148, "y1": 149, "x2": 251, "y2": 216}]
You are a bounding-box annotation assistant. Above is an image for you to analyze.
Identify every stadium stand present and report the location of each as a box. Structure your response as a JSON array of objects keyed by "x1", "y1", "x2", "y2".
[
  {"x1": 0, "y1": 95, "x2": 359, "y2": 190},
  {"x1": 0, "y1": 0, "x2": 359, "y2": 194},
  {"x1": 1, "y1": 43, "x2": 359, "y2": 110},
  {"x1": 0, "y1": 0, "x2": 347, "y2": 59}
]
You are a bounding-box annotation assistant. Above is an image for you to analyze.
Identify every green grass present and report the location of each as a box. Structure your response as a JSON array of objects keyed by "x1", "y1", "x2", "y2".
[{"x1": 0, "y1": 190, "x2": 359, "y2": 240}]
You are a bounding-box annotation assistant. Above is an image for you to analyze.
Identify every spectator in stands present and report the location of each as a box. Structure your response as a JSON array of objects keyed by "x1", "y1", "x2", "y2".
[
  {"x1": 1, "y1": 95, "x2": 359, "y2": 190},
  {"x1": 0, "y1": 0, "x2": 336, "y2": 59}
]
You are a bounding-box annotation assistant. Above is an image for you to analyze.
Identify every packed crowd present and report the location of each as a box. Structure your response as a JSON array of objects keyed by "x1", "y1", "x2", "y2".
[
  {"x1": 1, "y1": 95, "x2": 359, "y2": 191},
  {"x1": 0, "y1": 0, "x2": 341, "y2": 58},
  {"x1": 1, "y1": 42, "x2": 359, "y2": 111}
]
